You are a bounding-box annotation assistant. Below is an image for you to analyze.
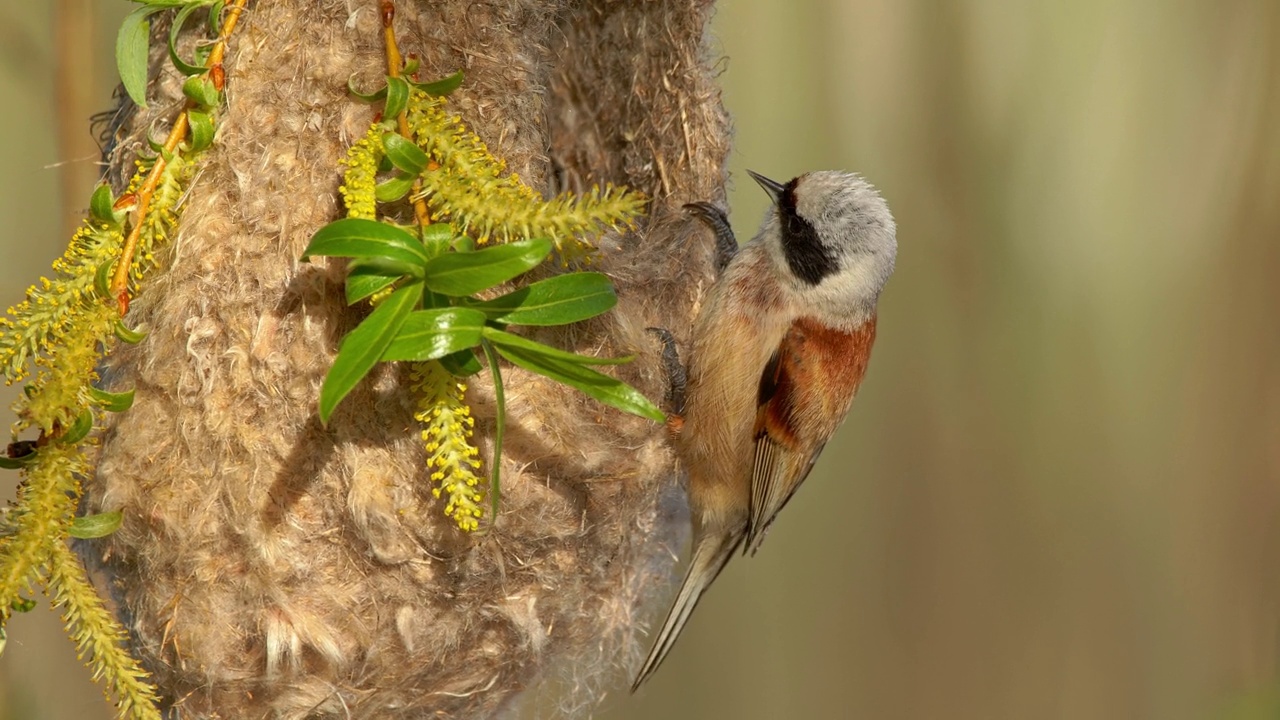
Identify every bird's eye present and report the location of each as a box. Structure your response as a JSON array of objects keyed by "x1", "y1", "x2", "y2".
[{"x1": 785, "y1": 214, "x2": 805, "y2": 235}]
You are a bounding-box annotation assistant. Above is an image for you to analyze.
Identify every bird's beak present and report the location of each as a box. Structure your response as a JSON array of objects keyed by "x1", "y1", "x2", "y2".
[{"x1": 747, "y1": 170, "x2": 785, "y2": 203}]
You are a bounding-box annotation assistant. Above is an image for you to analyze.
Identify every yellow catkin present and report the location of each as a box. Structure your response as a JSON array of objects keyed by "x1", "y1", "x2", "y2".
[
  {"x1": 339, "y1": 124, "x2": 381, "y2": 220},
  {"x1": 12, "y1": 301, "x2": 117, "y2": 437},
  {"x1": 0, "y1": 155, "x2": 188, "y2": 386},
  {"x1": 408, "y1": 361, "x2": 485, "y2": 531},
  {"x1": 0, "y1": 443, "x2": 83, "y2": 611},
  {"x1": 404, "y1": 92, "x2": 645, "y2": 260},
  {"x1": 47, "y1": 541, "x2": 161, "y2": 719},
  {"x1": 0, "y1": 223, "x2": 121, "y2": 384}
]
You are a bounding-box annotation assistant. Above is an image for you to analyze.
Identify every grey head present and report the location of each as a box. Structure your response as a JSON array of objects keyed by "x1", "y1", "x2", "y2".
[{"x1": 748, "y1": 169, "x2": 897, "y2": 326}]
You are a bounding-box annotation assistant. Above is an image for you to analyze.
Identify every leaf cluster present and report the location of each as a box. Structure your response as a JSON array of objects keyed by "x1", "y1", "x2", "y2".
[
  {"x1": 303, "y1": 219, "x2": 663, "y2": 425},
  {"x1": 118, "y1": 2, "x2": 224, "y2": 98},
  {"x1": 119, "y1": 0, "x2": 228, "y2": 153},
  {"x1": 308, "y1": 71, "x2": 659, "y2": 528}
]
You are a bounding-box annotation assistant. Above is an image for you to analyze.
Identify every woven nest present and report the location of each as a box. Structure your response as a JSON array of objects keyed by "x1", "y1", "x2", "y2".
[{"x1": 83, "y1": 0, "x2": 729, "y2": 717}]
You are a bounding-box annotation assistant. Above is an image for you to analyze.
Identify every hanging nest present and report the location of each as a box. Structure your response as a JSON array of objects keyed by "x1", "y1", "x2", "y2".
[{"x1": 83, "y1": 0, "x2": 729, "y2": 717}]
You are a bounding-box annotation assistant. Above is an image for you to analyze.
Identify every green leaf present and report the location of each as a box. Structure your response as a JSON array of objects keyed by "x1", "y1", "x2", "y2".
[
  {"x1": 303, "y1": 218, "x2": 430, "y2": 267},
  {"x1": 344, "y1": 263, "x2": 401, "y2": 305},
  {"x1": 495, "y1": 344, "x2": 665, "y2": 423},
  {"x1": 187, "y1": 109, "x2": 215, "y2": 152},
  {"x1": 421, "y1": 223, "x2": 452, "y2": 259},
  {"x1": 58, "y1": 409, "x2": 94, "y2": 445},
  {"x1": 117, "y1": 6, "x2": 163, "y2": 107},
  {"x1": 479, "y1": 339, "x2": 505, "y2": 518},
  {"x1": 348, "y1": 75, "x2": 388, "y2": 103},
  {"x1": 422, "y1": 238, "x2": 552, "y2": 297},
  {"x1": 421, "y1": 289, "x2": 452, "y2": 309},
  {"x1": 94, "y1": 259, "x2": 115, "y2": 300},
  {"x1": 412, "y1": 70, "x2": 464, "y2": 96},
  {"x1": 481, "y1": 327, "x2": 634, "y2": 365},
  {"x1": 319, "y1": 282, "x2": 422, "y2": 425},
  {"x1": 384, "y1": 76, "x2": 411, "y2": 119},
  {"x1": 374, "y1": 173, "x2": 415, "y2": 203},
  {"x1": 382, "y1": 132, "x2": 428, "y2": 176},
  {"x1": 9, "y1": 596, "x2": 36, "y2": 613},
  {"x1": 439, "y1": 349, "x2": 483, "y2": 376},
  {"x1": 0, "y1": 444, "x2": 36, "y2": 470},
  {"x1": 168, "y1": 2, "x2": 208, "y2": 76},
  {"x1": 88, "y1": 386, "x2": 136, "y2": 413},
  {"x1": 468, "y1": 272, "x2": 617, "y2": 326},
  {"x1": 89, "y1": 184, "x2": 117, "y2": 225},
  {"x1": 380, "y1": 308, "x2": 486, "y2": 362},
  {"x1": 182, "y1": 74, "x2": 221, "y2": 108},
  {"x1": 207, "y1": 0, "x2": 225, "y2": 34},
  {"x1": 113, "y1": 319, "x2": 148, "y2": 344},
  {"x1": 402, "y1": 57, "x2": 420, "y2": 76},
  {"x1": 68, "y1": 511, "x2": 124, "y2": 540},
  {"x1": 346, "y1": 255, "x2": 424, "y2": 281}
]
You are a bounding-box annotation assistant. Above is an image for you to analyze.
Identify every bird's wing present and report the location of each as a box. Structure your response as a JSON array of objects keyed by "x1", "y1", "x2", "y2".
[{"x1": 745, "y1": 316, "x2": 877, "y2": 555}]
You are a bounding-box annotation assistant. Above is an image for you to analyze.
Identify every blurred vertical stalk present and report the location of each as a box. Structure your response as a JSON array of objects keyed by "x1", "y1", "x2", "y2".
[{"x1": 53, "y1": 0, "x2": 95, "y2": 240}]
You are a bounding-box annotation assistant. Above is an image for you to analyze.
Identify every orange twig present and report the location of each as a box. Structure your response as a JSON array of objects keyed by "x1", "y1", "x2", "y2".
[
  {"x1": 208, "y1": 0, "x2": 248, "y2": 71},
  {"x1": 381, "y1": 0, "x2": 432, "y2": 229},
  {"x1": 107, "y1": 0, "x2": 251, "y2": 312},
  {"x1": 108, "y1": 114, "x2": 188, "y2": 314}
]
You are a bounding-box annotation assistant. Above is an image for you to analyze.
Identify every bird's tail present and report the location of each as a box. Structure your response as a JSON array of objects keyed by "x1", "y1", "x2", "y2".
[{"x1": 631, "y1": 529, "x2": 744, "y2": 692}]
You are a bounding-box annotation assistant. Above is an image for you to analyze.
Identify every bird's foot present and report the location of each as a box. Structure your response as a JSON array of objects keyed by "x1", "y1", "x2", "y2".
[
  {"x1": 645, "y1": 326, "x2": 687, "y2": 419},
  {"x1": 683, "y1": 202, "x2": 738, "y2": 276}
]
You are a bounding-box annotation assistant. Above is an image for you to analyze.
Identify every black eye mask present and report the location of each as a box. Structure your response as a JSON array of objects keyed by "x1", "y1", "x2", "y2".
[{"x1": 779, "y1": 179, "x2": 838, "y2": 285}]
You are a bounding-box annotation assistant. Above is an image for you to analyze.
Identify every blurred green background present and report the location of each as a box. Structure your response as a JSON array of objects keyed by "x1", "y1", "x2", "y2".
[{"x1": 3, "y1": 1, "x2": 1279, "y2": 718}]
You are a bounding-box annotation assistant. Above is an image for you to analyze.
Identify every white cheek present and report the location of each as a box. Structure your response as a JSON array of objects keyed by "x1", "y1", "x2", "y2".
[{"x1": 805, "y1": 259, "x2": 886, "y2": 326}]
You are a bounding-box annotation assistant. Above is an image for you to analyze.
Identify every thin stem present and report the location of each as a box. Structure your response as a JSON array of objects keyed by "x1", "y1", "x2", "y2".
[
  {"x1": 107, "y1": 0, "x2": 251, "y2": 310},
  {"x1": 479, "y1": 339, "x2": 505, "y2": 520},
  {"x1": 208, "y1": 0, "x2": 249, "y2": 69},
  {"x1": 107, "y1": 113, "x2": 188, "y2": 313},
  {"x1": 380, "y1": 0, "x2": 432, "y2": 230}
]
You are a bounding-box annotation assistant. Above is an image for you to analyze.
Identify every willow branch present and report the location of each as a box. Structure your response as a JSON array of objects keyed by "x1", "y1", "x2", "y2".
[
  {"x1": 381, "y1": 0, "x2": 432, "y2": 229},
  {"x1": 107, "y1": 0, "x2": 251, "y2": 310}
]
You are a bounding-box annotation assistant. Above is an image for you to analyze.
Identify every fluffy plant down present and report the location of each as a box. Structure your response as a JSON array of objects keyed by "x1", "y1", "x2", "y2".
[{"x1": 81, "y1": 0, "x2": 729, "y2": 717}]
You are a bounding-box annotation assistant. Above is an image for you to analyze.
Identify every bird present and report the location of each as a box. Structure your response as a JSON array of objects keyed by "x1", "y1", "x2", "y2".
[{"x1": 632, "y1": 170, "x2": 897, "y2": 691}]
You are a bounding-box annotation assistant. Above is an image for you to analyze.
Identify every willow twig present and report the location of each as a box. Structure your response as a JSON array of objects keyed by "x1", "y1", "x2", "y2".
[
  {"x1": 107, "y1": 0, "x2": 251, "y2": 310},
  {"x1": 381, "y1": 0, "x2": 432, "y2": 229}
]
